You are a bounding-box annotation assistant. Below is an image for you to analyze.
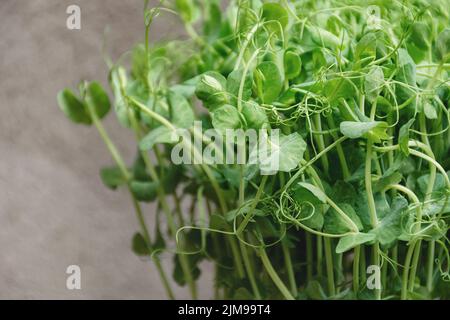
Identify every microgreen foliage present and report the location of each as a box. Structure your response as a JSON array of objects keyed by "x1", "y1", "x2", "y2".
[{"x1": 58, "y1": 0, "x2": 450, "y2": 300}]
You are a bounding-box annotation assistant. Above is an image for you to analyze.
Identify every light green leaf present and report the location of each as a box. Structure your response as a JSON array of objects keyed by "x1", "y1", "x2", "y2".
[
  {"x1": 336, "y1": 233, "x2": 376, "y2": 253},
  {"x1": 139, "y1": 126, "x2": 179, "y2": 151},
  {"x1": 242, "y1": 100, "x2": 268, "y2": 129},
  {"x1": 261, "y1": 2, "x2": 289, "y2": 34},
  {"x1": 423, "y1": 100, "x2": 437, "y2": 119},
  {"x1": 364, "y1": 66, "x2": 384, "y2": 102},
  {"x1": 211, "y1": 104, "x2": 241, "y2": 130},
  {"x1": 307, "y1": 25, "x2": 341, "y2": 48},
  {"x1": 250, "y1": 132, "x2": 307, "y2": 174},
  {"x1": 195, "y1": 72, "x2": 228, "y2": 109},
  {"x1": 340, "y1": 121, "x2": 389, "y2": 143},
  {"x1": 168, "y1": 90, "x2": 195, "y2": 128}
]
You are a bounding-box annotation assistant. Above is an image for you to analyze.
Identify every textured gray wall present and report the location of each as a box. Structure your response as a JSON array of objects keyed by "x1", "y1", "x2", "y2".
[{"x1": 0, "y1": 0, "x2": 211, "y2": 299}]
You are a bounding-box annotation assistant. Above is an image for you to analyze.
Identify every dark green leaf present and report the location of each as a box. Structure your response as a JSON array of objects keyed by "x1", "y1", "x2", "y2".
[
  {"x1": 100, "y1": 166, "x2": 126, "y2": 190},
  {"x1": 255, "y1": 61, "x2": 283, "y2": 104},
  {"x1": 132, "y1": 232, "x2": 150, "y2": 256},
  {"x1": 130, "y1": 181, "x2": 159, "y2": 202},
  {"x1": 85, "y1": 81, "x2": 111, "y2": 119},
  {"x1": 57, "y1": 89, "x2": 91, "y2": 124}
]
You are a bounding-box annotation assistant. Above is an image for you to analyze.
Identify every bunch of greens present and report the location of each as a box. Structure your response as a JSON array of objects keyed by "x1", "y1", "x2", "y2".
[{"x1": 58, "y1": 0, "x2": 450, "y2": 300}]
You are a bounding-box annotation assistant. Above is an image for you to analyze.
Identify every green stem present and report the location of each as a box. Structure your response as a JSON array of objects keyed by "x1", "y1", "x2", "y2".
[
  {"x1": 402, "y1": 241, "x2": 416, "y2": 300},
  {"x1": 353, "y1": 245, "x2": 360, "y2": 294},
  {"x1": 259, "y1": 248, "x2": 295, "y2": 300},
  {"x1": 324, "y1": 238, "x2": 336, "y2": 296},
  {"x1": 426, "y1": 241, "x2": 436, "y2": 292},
  {"x1": 408, "y1": 240, "x2": 422, "y2": 292},
  {"x1": 126, "y1": 105, "x2": 196, "y2": 299},
  {"x1": 306, "y1": 233, "x2": 313, "y2": 282},
  {"x1": 238, "y1": 165, "x2": 261, "y2": 299},
  {"x1": 86, "y1": 105, "x2": 175, "y2": 299},
  {"x1": 282, "y1": 240, "x2": 298, "y2": 297},
  {"x1": 317, "y1": 236, "x2": 323, "y2": 278}
]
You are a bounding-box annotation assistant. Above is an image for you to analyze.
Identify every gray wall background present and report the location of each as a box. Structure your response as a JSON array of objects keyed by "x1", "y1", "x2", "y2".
[{"x1": 0, "y1": 0, "x2": 211, "y2": 299}]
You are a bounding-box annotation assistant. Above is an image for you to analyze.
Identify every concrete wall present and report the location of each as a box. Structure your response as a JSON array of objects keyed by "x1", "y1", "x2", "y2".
[{"x1": 0, "y1": 0, "x2": 210, "y2": 299}]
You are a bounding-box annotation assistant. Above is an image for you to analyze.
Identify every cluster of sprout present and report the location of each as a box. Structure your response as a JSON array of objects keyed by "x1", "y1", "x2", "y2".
[{"x1": 58, "y1": 0, "x2": 449, "y2": 300}]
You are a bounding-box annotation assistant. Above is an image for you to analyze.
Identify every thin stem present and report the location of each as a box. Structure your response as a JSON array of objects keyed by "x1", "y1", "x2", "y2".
[
  {"x1": 86, "y1": 105, "x2": 175, "y2": 299},
  {"x1": 353, "y1": 245, "x2": 360, "y2": 294},
  {"x1": 282, "y1": 240, "x2": 298, "y2": 297},
  {"x1": 324, "y1": 238, "x2": 336, "y2": 296},
  {"x1": 306, "y1": 233, "x2": 313, "y2": 282},
  {"x1": 259, "y1": 248, "x2": 295, "y2": 300},
  {"x1": 426, "y1": 242, "x2": 435, "y2": 292}
]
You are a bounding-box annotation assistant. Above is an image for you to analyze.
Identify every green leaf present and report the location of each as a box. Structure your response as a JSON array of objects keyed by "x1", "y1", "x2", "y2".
[
  {"x1": 132, "y1": 232, "x2": 150, "y2": 256},
  {"x1": 324, "y1": 203, "x2": 363, "y2": 234},
  {"x1": 395, "y1": 49, "x2": 417, "y2": 103},
  {"x1": 436, "y1": 28, "x2": 450, "y2": 63},
  {"x1": 330, "y1": 181, "x2": 357, "y2": 205},
  {"x1": 422, "y1": 195, "x2": 450, "y2": 216},
  {"x1": 284, "y1": 50, "x2": 302, "y2": 79},
  {"x1": 369, "y1": 195, "x2": 408, "y2": 246},
  {"x1": 195, "y1": 72, "x2": 228, "y2": 109},
  {"x1": 168, "y1": 90, "x2": 195, "y2": 128},
  {"x1": 250, "y1": 132, "x2": 307, "y2": 174},
  {"x1": 307, "y1": 25, "x2": 341, "y2": 48},
  {"x1": 203, "y1": 2, "x2": 222, "y2": 41},
  {"x1": 241, "y1": 100, "x2": 268, "y2": 129},
  {"x1": 323, "y1": 77, "x2": 356, "y2": 102},
  {"x1": 364, "y1": 66, "x2": 384, "y2": 102},
  {"x1": 130, "y1": 181, "x2": 159, "y2": 202},
  {"x1": 226, "y1": 68, "x2": 253, "y2": 102},
  {"x1": 261, "y1": 2, "x2": 289, "y2": 34},
  {"x1": 57, "y1": 89, "x2": 91, "y2": 124},
  {"x1": 417, "y1": 172, "x2": 448, "y2": 195},
  {"x1": 173, "y1": 254, "x2": 201, "y2": 286},
  {"x1": 100, "y1": 166, "x2": 126, "y2": 190},
  {"x1": 85, "y1": 81, "x2": 111, "y2": 119},
  {"x1": 336, "y1": 233, "x2": 376, "y2": 253},
  {"x1": 305, "y1": 281, "x2": 327, "y2": 300},
  {"x1": 373, "y1": 172, "x2": 403, "y2": 193},
  {"x1": 233, "y1": 287, "x2": 253, "y2": 299},
  {"x1": 398, "y1": 119, "x2": 415, "y2": 155},
  {"x1": 175, "y1": 0, "x2": 199, "y2": 23},
  {"x1": 296, "y1": 182, "x2": 327, "y2": 203},
  {"x1": 110, "y1": 67, "x2": 130, "y2": 127},
  {"x1": 139, "y1": 126, "x2": 179, "y2": 151},
  {"x1": 340, "y1": 121, "x2": 389, "y2": 143},
  {"x1": 423, "y1": 100, "x2": 437, "y2": 119},
  {"x1": 255, "y1": 61, "x2": 283, "y2": 104},
  {"x1": 293, "y1": 182, "x2": 325, "y2": 229},
  {"x1": 409, "y1": 22, "x2": 430, "y2": 50},
  {"x1": 211, "y1": 104, "x2": 241, "y2": 130}
]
